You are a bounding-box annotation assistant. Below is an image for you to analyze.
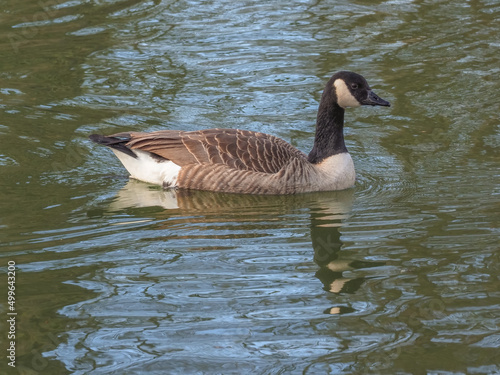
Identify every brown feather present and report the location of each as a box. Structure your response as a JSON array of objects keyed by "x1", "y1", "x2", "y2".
[{"x1": 110, "y1": 128, "x2": 307, "y2": 175}]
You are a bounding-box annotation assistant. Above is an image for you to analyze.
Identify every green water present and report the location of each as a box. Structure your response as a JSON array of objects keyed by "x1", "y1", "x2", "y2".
[{"x1": 1, "y1": 0, "x2": 499, "y2": 374}]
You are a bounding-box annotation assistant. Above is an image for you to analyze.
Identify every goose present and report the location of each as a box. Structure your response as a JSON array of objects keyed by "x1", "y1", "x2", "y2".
[{"x1": 90, "y1": 71, "x2": 390, "y2": 194}]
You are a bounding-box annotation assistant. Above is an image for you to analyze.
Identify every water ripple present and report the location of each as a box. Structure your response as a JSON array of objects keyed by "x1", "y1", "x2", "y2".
[{"x1": 2, "y1": 0, "x2": 499, "y2": 373}]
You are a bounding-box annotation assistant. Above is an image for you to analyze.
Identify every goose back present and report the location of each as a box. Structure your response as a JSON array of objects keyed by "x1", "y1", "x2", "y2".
[{"x1": 113, "y1": 128, "x2": 307, "y2": 173}]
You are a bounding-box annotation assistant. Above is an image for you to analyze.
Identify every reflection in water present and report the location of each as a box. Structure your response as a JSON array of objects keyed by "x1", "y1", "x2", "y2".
[
  {"x1": 311, "y1": 215, "x2": 385, "y2": 295},
  {"x1": 109, "y1": 179, "x2": 385, "y2": 315},
  {"x1": 309, "y1": 197, "x2": 386, "y2": 315},
  {"x1": 2, "y1": 0, "x2": 499, "y2": 373}
]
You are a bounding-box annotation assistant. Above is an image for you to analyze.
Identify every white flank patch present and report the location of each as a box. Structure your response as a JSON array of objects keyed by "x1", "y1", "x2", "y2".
[
  {"x1": 112, "y1": 149, "x2": 181, "y2": 188},
  {"x1": 334, "y1": 79, "x2": 361, "y2": 108}
]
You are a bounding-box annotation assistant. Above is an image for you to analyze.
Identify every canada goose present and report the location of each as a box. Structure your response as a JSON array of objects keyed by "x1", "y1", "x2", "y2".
[{"x1": 90, "y1": 71, "x2": 390, "y2": 194}]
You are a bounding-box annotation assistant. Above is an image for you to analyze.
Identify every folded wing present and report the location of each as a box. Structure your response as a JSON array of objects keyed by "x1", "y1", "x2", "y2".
[{"x1": 112, "y1": 128, "x2": 307, "y2": 174}]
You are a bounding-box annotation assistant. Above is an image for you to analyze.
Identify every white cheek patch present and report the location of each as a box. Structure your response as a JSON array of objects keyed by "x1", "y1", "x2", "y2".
[{"x1": 334, "y1": 79, "x2": 361, "y2": 108}]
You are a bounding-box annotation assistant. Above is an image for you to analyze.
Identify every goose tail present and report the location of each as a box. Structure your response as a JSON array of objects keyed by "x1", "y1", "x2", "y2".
[
  {"x1": 89, "y1": 133, "x2": 181, "y2": 188},
  {"x1": 89, "y1": 133, "x2": 137, "y2": 159}
]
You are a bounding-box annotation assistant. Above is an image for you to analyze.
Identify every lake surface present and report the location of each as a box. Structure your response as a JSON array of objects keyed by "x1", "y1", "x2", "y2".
[{"x1": 1, "y1": 0, "x2": 499, "y2": 374}]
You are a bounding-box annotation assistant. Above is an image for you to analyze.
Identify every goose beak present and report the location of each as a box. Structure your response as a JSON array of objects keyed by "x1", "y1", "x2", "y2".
[{"x1": 361, "y1": 90, "x2": 391, "y2": 107}]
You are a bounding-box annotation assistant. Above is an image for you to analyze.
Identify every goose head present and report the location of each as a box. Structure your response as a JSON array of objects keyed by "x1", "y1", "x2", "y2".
[
  {"x1": 326, "y1": 71, "x2": 390, "y2": 109},
  {"x1": 308, "y1": 71, "x2": 390, "y2": 164}
]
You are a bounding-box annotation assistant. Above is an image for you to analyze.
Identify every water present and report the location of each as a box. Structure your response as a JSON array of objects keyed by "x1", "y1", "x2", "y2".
[{"x1": 1, "y1": 0, "x2": 499, "y2": 374}]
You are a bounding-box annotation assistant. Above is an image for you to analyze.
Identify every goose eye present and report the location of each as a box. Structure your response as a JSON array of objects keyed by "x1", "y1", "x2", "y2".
[{"x1": 350, "y1": 83, "x2": 359, "y2": 90}]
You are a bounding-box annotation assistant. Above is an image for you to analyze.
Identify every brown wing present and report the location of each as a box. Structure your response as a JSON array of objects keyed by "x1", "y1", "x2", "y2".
[{"x1": 111, "y1": 128, "x2": 307, "y2": 174}]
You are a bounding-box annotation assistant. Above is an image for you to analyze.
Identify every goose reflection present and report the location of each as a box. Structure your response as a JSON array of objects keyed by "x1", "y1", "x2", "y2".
[
  {"x1": 310, "y1": 211, "x2": 385, "y2": 295},
  {"x1": 107, "y1": 180, "x2": 385, "y2": 314}
]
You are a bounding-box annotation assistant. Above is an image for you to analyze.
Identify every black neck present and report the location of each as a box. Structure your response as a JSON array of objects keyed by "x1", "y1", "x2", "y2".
[{"x1": 307, "y1": 101, "x2": 347, "y2": 164}]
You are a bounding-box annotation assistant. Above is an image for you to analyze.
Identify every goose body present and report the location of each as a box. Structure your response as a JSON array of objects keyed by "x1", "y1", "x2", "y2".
[{"x1": 90, "y1": 71, "x2": 390, "y2": 195}]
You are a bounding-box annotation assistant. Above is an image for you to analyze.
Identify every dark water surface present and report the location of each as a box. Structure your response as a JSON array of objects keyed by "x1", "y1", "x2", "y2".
[{"x1": 1, "y1": 0, "x2": 499, "y2": 374}]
